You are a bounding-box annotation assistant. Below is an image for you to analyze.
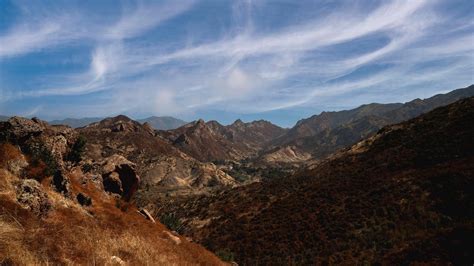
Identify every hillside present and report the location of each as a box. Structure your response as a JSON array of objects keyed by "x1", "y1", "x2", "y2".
[
  {"x1": 0, "y1": 117, "x2": 225, "y2": 264},
  {"x1": 78, "y1": 115, "x2": 236, "y2": 196},
  {"x1": 263, "y1": 84, "x2": 474, "y2": 163},
  {"x1": 151, "y1": 97, "x2": 474, "y2": 264},
  {"x1": 159, "y1": 119, "x2": 287, "y2": 162}
]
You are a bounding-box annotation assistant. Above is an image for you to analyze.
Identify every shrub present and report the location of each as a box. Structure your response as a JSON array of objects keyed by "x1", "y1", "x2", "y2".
[
  {"x1": 159, "y1": 213, "x2": 184, "y2": 233},
  {"x1": 24, "y1": 141, "x2": 58, "y2": 180},
  {"x1": 215, "y1": 249, "x2": 235, "y2": 262},
  {"x1": 68, "y1": 135, "x2": 87, "y2": 163},
  {"x1": 81, "y1": 163, "x2": 93, "y2": 173}
]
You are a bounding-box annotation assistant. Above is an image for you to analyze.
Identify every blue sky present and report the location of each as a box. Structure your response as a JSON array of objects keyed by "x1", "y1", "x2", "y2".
[{"x1": 0, "y1": 0, "x2": 473, "y2": 127}]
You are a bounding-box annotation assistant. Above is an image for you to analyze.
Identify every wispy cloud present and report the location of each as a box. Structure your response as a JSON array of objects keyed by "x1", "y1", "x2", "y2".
[{"x1": 1, "y1": 0, "x2": 473, "y2": 125}]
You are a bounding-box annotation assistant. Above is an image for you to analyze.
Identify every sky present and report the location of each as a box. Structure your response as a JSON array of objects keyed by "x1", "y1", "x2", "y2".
[{"x1": 0, "y1": 0, "x2": 473, "y2": 127}]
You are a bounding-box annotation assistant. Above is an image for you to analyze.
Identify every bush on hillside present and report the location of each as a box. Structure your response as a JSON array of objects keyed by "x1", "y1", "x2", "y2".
[
  {"x1": 68, "y1": 135, "x2": 87, "y2": 163},
  {"x1": 24, "y1": 141, "x2": 58, "y2": 180},
  {"x1": 159, "y1": 213, "x2": 184, "y2": 233}
]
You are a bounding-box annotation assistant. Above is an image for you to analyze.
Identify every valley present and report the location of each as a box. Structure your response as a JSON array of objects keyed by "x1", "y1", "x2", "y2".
[{"x1": 1, "y1": 85, "x2": 473, "y2": 264}]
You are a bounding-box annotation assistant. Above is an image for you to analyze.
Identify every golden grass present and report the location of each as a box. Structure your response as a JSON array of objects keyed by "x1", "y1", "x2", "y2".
[
  {"x1": 0, "y1": 159, "x2": 225, "y2": 265},
  {"x1": 0, "y1": 143, "x2": 22, "y2": 168}
]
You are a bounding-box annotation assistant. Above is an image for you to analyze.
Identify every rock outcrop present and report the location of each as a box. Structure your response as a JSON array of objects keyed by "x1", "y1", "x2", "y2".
[
  {"x1": 101, "y1": 154, "x2": 140, "y2": 201},
  {"x1": 79, "y1": 115, "x2": 236, "y2": 198},
  {"x1": 15, "y1": 179, "x2": 51, "y2": 216}
]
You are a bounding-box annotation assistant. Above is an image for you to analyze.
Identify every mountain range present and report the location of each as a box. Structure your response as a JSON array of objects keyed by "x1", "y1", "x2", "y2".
[
  {"x1": 49, "y1": 116, "x2": 187, "y2": 130},
  {"x1": 260, "y1": 84, "x2": 474, "y2": 163},
  {"x1": 157, "y1": 119, "x2": 288, "y2": 162},
  {"x1": 151, "y1": 96, "x2": 474, "y2": 264},
  {"x1": 150, "y1": 85, "x2": 474, "y2": 167}
]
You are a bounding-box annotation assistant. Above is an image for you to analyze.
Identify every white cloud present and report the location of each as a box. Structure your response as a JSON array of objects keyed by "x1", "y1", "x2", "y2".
[
  {"x1": 0, "y1": 21, "x2": 64, "y2": 57},
  {"x1": 2, "y1": 0, "x2": 473, "y2": 120}
]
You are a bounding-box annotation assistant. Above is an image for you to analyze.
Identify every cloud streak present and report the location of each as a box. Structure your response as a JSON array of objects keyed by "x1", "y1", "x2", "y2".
[{"x1": 0, "y1": 0, "x2": 473, "y2": 126}]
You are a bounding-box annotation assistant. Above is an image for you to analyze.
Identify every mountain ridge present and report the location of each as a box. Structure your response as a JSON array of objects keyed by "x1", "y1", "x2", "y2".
[
  {"x1": 49, "y1": 116, "x2": 187, "y2": 130},
  {"x1": 262, "y1": 84, "x2": 474, "y2": 163},
  {"x1": 158, "y1": 118, "x2": 288, "y2": 162},
  {"x1": 151, "y1": 96, "x2": 474, "y2": 264}
]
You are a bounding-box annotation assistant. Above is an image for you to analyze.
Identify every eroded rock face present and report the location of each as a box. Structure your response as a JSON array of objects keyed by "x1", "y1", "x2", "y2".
[
  {"x1": 16, "y1": 179, "x2": 51, "y2": 216},
  {"x1": 101, "y1": 155, "x2": 140, "y2": 201}
]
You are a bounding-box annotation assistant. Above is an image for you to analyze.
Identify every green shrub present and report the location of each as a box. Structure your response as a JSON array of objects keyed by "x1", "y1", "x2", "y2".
[
  {"x1": 24, "y1": 140, "x2": 58, "y2": 178},
  {"x1": 68, "y1": 135, "x2": 86, "y2": 163},
  {"x1": 216, "y1": 249, "x2": 235, "y2": 262},
  {"x1": 159, "y1": 213, "x2": 184, "y2": 233}
]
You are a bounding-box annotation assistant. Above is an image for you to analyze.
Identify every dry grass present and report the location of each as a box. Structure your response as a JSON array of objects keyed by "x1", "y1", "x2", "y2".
[
  {"x1": 0, "y1": 143, "x2": 22, "y2": 167},
  {"x1": 0, "y1": 216, "x2": 40, "y2": 265},
  {"x1": 0, "y1": 155, "x2": 225, "y2": 265}
]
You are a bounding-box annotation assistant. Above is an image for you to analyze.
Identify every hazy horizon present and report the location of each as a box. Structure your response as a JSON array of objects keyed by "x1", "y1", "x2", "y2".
[{"x1": 1, "y1": 83, "x2": 473, "y2": 128}]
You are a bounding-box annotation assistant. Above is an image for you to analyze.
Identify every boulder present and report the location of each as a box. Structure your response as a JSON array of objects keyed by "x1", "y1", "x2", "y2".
[
  {"x1": 162, "y1": 231, "x2": 181, "y2": 245},
  {"x1": 16, "y1": 179, "x2": 51, "y2": 216},
  {"x1": 110, "y1": 256, "x2": 125, "y2": 265},
  {"x1": 101, "y1": 155, "x2": 140, "y2": 201}
]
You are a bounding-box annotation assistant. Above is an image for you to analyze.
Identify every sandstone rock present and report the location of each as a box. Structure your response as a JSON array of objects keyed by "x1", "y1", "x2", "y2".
[
  {"x1": 138, "y1": 208, "x2": 155, "y2": 223},
  {"x1": 101, "y1": 155, "x2": 140, "y2": 201},
  {"x1": 162, "y1": 230, "x2": 181, "y2": 245},
  {"x1": 16, "y1": 179, "x2": 51, "y2": 215},
  {"x1": 110, "y1": 256, "x2": 125, "y2": 265}
]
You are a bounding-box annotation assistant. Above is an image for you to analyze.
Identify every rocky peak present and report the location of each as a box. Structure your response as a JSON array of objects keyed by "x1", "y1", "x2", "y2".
[
  {"x1": 111, "y1": 115, "x2": 133, "y2": 122},
  {"x1": 88, "y1": 115, "x2": 152, "y2": 134},
  {"x1": 232, "y1": 119, "x2": 244, "y2": 126}
]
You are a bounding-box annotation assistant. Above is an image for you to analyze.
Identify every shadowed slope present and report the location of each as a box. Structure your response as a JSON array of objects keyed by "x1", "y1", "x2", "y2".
[{"x1": 156, "y1": 97, "x2": 474, "y2": 264}]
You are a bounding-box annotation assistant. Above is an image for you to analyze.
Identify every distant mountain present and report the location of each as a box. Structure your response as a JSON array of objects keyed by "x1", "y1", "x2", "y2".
[
  {"x1": 157, "y1": 97, "x2": 474, "y2": 264},
  {"x1": 50, "y1": 116, "x2": 186, "y2": 130},
  {"x1": 0, "y1": 115, "x2": 9, "y2": 121},
  {"x1": 137, "y1": 116, "x2": 187, "y2": 130},
  {"x1": 158, "y1": 119, "x2": 288, "y2": 162},
  {"x1": 49, "y1": 117, "x2": 102, "y2": 128},
  {"x1": 263, "y1": 84, "x2": 474, "y2": 163}
]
